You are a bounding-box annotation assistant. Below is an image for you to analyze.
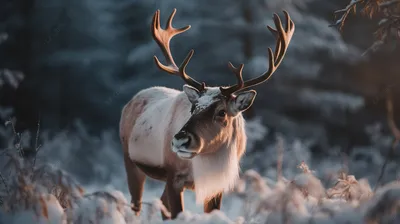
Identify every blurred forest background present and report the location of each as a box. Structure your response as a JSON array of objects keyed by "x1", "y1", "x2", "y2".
[{"x1": 0, "y1": 0, "x2": 400, "y2": 202}]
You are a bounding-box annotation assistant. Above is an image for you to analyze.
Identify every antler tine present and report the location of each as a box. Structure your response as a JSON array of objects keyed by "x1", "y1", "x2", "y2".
[
  {"x1": 271, "y1": 11, "x2": 291, "y2": 65},
  {"x1": 220, "y1": 62, "x2": 244, "y2": 96},
  {"x1": 151, "y1": 9, "x2": 205, "y2": 91},
  {"x1": 220, "y1": 11, "x2": 295, "y2": 97}
]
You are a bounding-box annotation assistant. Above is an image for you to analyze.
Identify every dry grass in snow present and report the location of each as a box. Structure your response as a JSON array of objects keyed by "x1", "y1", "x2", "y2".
[
  {"x1": 0, "y1": 106, "x2": 399, "y2": 223},
  {"x1": 1, "y1": 155, "x2": 400, "y2": 224}
]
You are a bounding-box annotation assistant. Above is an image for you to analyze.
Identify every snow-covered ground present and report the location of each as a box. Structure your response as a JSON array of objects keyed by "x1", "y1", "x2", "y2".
[{"x1": 1, "y1": 107, "x2": 400, "y2": 223}]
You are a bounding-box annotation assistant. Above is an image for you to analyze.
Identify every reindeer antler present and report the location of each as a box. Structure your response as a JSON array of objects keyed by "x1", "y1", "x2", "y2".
[
  {"x1": 151, "y1": 9, "x2": 205, "y2": 92},
  {"x1": 220, "y1": 11, "x2": 295, "y2": 97}
]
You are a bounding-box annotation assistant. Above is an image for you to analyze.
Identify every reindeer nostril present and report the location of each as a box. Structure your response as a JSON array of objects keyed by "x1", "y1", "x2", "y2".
[
  {"x1": 183, "y1": 136, "x2": 191, "y2": 147},
  {"x1": 174, "y1": 130, "x2": 193, "y2": 148},
  {"x1": 175, "y1": 130, "x2": 187, "y2": 140}
]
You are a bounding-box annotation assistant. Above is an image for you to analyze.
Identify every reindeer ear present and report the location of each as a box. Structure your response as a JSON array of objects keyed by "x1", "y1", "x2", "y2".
[
  {"x1": 228, "y1": 90, "x2": 257, "y2": 115},
  {"x1": 183, "y1": 84, "x2": 200, "y2": 103}
]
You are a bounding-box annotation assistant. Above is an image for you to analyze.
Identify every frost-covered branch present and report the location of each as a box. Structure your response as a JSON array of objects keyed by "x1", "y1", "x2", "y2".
[
  {"x1": 330, "y1": 0, "x2": 364, "y2": 30},
  {"x1": 332, "y1": 0, "x2": 400, "y2": 55},
  {"x1": 32, "y1": 117, "x2": 42, "y2": 168}
]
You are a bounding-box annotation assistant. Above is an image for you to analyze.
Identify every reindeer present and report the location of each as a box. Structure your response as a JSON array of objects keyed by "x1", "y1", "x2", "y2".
[{"x1": 119, "y1": 8, "x2": 295, "y2": 219}]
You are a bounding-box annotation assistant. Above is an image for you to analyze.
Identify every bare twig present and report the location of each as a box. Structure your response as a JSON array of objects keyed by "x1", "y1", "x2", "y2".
[
  {"x1": 5, "y1": 118, "x2": 24, "y2": 156},
  {"x1": 330, "y1": 0, "x2": 364, "y2": 30},
  {"x1": 374, "y1": 139, "x2": 398, "y2": 192},
  {"x1": 32, "y1": 115, "x2": 42, "y2": 168},
  {"x1": 35, "y1": 114, "x2": 41, "y2": 151},
  {"x1": 374, "y1": 90, "x2": 400, "y2": 192},
  {"x1": 340, "y1": 152, "x2": 349, "y2": 174},
  {"x1": 0, "y1": 171, "x2": 10, "y2": 196},
  {"x1": 276, "y1": 135, "x2": 284, "y2": 182},
  {"x1": 379, "y1": 0, "x2": 400, "y2": 8},
  {"x1": 362, "y1": 40, "x2": 385, "y2": 56}
]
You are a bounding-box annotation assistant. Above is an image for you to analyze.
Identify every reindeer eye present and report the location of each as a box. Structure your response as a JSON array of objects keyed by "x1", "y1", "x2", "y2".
[{"x1": 217, "y1": 110, "x2": 226, "y2": 117}]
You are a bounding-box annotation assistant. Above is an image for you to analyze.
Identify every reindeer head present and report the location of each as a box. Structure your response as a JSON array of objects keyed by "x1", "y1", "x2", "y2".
[{"x1": 151, "y1": 9, "x2": 295, "y2": 159}]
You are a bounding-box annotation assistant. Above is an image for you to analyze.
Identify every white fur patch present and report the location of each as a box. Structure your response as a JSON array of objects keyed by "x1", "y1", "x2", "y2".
[
  {"x1": 192, "y1": 145, "x2": 239, "y2": 204},
  {"x1": 127, "y1": 87, "x2": 183, "y2": 167},
  {"x1": 193, "y1": 87, "x2": 221, "y2": 113}
]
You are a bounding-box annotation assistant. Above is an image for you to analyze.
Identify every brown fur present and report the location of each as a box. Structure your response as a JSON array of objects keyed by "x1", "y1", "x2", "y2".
[
  {"x1": 120, "y1": 96, "x2": 148, "y2": 214},
  {"x1": 120, "y1": 89, "x2": 248, "y2": 219}
]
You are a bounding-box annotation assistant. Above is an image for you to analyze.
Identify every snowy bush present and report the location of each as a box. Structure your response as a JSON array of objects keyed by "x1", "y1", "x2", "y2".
[
  {"x1": 0, "y1": 116, "x2": 399, "y2": 224},
  {"x1": 2, "y1": 157, "x2": 400, "y2": 223},
  {"x1": 0, "y1": 106, "x2": 399, "y2": 223}
]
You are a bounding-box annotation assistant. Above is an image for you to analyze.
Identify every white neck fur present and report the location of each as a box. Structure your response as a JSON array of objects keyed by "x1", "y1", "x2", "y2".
[{"x1": 192, "y1": 143, "x2": 239, "y2": 204}]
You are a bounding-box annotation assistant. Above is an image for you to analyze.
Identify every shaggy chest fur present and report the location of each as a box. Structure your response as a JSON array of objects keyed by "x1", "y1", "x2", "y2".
[
  {"x1": 136, "y1": 146, "x2": 240, "y2": 204},
  {"x1": 191, "y1": 145, "x2": 240, "y2": 203}
]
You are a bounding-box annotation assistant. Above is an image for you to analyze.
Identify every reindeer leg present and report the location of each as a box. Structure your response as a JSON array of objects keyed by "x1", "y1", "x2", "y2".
[
  {"x1": 123, "y1": 152, "x2": 146, "y2": 216},
  {"x1": 166, "y1": 175, "x2": 184, "y2": 219},
  {"x1": 203, "y1": 192, "x2": 223, "y2": 213},
  {"x1": 160, "y1": 185, "x2": 171, "y2": 220}
]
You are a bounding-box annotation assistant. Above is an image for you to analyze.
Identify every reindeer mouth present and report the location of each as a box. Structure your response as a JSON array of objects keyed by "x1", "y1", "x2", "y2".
[
  {"x1": 176, "y1": 150, "x2": 198, "y2": 159},
  {"x1": 171, "y1": 137, "x2": 198, "y2": 159}
]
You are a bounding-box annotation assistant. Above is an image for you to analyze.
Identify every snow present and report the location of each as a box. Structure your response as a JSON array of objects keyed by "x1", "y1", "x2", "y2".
[
  {"x1": 2, "y1": 148, "x2": 400, "y2": 224},
  {"x1": 193, "y1": 87, "x2": 221, "y2": 113},
  {"x1": 0, "y1": 194, "x2": 66, "y2": 224},
  {"x1": 1, "y1": 0, "x2": 400, "y2": 222},
  {"x1": 1, "y1": 109, "x2": 400, "y2": 223}
]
